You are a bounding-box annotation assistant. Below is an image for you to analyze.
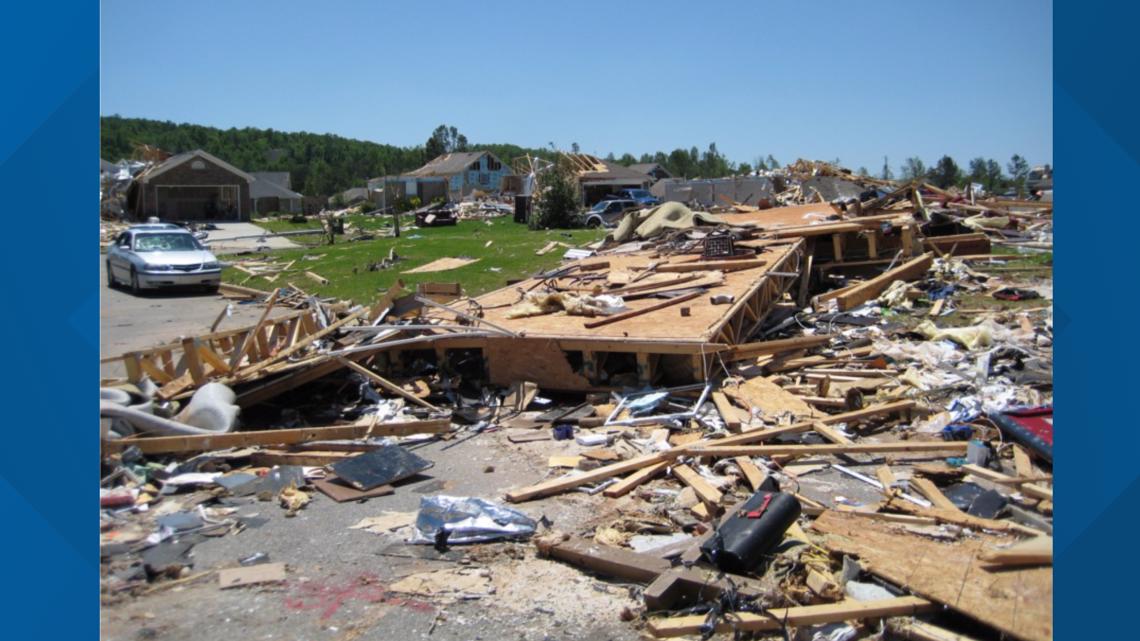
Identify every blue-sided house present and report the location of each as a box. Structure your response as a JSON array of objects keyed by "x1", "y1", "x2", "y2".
[{"x1": 405, "y1": 151, "x2": 514, "y2": 199}]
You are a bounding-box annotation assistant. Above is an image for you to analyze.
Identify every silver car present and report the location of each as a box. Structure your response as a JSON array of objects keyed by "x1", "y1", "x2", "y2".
[{"x1": 106, "y1": 225, "x2": 222, "y2": 294}]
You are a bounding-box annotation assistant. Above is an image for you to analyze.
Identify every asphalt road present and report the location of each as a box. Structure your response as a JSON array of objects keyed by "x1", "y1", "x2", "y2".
[{"x1": 99, "y1": 258, "x2": 289, "y2": 380}]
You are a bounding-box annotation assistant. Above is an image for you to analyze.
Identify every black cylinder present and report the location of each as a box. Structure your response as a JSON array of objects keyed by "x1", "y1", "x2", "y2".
[{"x1": 700, "y1": 491, "x2": 802, "y2": 574}]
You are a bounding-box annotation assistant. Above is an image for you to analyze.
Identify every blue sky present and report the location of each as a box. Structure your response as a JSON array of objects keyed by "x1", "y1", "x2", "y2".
[{"x1": 100, "y1": 0, "x2": 1052, "y2": 172}]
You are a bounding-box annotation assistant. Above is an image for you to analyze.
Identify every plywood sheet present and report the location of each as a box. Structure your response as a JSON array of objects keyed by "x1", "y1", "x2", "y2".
[
  {"x1": 811, "y1": 510, "x2": 1051, "y2": 641},
  {"x1": 724, "y1": 376, "x2": 820, "y2": 419},
  {"x1": 402, "y1": 257, "x2": 479, "y2": 273}
]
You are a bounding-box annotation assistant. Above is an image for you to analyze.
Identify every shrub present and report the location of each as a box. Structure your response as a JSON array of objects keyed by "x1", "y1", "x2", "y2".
[{"x1": 530, "y1": 163, "x2": 580, "y2": 230}]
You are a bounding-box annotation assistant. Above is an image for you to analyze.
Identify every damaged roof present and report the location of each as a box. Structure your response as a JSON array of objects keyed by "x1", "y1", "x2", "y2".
[{"x1": 408, "y1": 151, "x2": 510, "y2": 177}]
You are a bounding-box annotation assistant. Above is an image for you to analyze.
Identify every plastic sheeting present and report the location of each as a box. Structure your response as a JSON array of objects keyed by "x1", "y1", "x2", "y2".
[
  {"x1": 606, "y1": 202, "x2": 725, "y2": 243},
  {"x1": 409, "y1": 496, "x2": 536, "y2": 545}
]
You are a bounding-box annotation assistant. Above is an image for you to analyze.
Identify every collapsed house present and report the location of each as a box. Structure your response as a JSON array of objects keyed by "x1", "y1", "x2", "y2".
[{"x1": 100, "y1": 167, "x2": 1052, "y2": 641}]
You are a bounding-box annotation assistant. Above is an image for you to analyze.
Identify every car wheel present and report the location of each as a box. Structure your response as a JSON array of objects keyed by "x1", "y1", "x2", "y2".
[
  {"x1": 129, "y1": 268, "x2": 141, "y2": 295},
  {"x1": 106, "y1": 262, "x2": 116, "y2": 288},
  {"x1": 586, "y1": 218, "x2": 601, "y2": 229}
]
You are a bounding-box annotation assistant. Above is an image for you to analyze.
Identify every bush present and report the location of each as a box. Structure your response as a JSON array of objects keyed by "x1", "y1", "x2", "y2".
[{"x1": 530, "y1": 163, "x2": 580, "y2": 230}]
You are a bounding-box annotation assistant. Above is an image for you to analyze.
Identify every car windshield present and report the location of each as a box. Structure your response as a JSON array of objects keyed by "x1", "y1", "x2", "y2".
[
  {"x1": 590, "y1": 202, "x2": 612, "y2": 213},
  {"x1": 627, "y1": 190, "x2": 650, "y2": 198},
  {"x1": 134, "y1": 233, "x2": 201, "y2": 252}
]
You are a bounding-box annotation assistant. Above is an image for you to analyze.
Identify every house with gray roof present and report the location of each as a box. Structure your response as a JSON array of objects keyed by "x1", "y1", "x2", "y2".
[
  {"x1": 128, "y1": 150, "x2": 254, "y2": 221},
  {"x1": 405, "y1": 151, "x2": 514, "y2": 199},
  {"x1": 251, "y1": 171, "x2": 304, "y2": 214}
]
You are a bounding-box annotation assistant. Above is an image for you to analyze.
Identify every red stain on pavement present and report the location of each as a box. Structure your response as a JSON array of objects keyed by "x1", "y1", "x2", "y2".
[{"x1": 283, "y1": 573, "x2": 434, "y2": 620}]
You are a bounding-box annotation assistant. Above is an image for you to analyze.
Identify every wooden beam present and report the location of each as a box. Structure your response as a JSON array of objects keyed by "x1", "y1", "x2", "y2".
[
  {"x1": 978, "y1": 536, "x2": 1052, "y2": 567},
  {"x1": 686, "y1": 441, "x2": 969, "y2": 458},
  {"x1": 655, "y1": 258, "x2": 766, "y2": 273},
  {"x1": 506, "y1": 451, "x2": 675, "y2": 503},
  {"x1": 723, "y1": 334, "x2": 834, "y2": 361},
  {"x1": 228, "y1": 290, "x2": 279, "y2": 371},
  {"x1": 734, "y1": 456, "x2": 767, "y2": 491},
  {"x1": 337, "y1": 358, "x2": 440, "y2": 411},
  {"x1": 672, "y1": 464, "x2": 723, "y2": 505},
  {"x1": 909, "y1": 477, "x2": 963, "y2": 512},
  {"x1": 602, "y1": 461, "x2": 669, "y2": 498},
  {"x1": 583, "y1": 291, "x2": 703, "y2": 329},
  {"x1": 812, "y1": 420, "x2": 853, "y2": 445},
  {"x1": 534, "y1": 538, "x2": 670, "y2": 584},
  {"x1": 833, "y1": 253, "x2": 934, "y2": 311},
  {"x1": 232, "y1": 307, "x2": 368, "y2": 380},
  {"x1": 961, "y1": 464, "x2": 1053, "y2": 501},
  {"x1": 646, "y1": 597, "x2": 935, "y2": 638},
  {"x1": 707, "y1": 401, "x2": 915, "y2": 449},
  {"x1": 100, "y1": 419, "x2": 451, "y2": 455},
  {"x1": 711, "y1": 392, "x2": 742, "y2": 431}
]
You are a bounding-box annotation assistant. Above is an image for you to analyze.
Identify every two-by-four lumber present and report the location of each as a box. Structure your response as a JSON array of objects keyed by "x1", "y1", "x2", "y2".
[
  {"x1": 908, "y1": 477, "x2": 963, "y2": 512},
  {"x1": 228, "y1": 289, "x2": 280, "y2": 371},
  {"x1": 833, "y1": 253, "x2": 934, "y2": 311},
  {"x1": 655, "y1": 258, "x2": 766, "y2": 273},
  {"x1": 534, "y1": 537, "x2": 671, "y2": 584},
  {"x1": 686, "y1": 441, "x2": 969, "y2": 458},
  {"x1": 583, "y1": 290, "x2": 703, "y2": 329},
  {"x1": 672, "y1": 464, "x2": 723, "y2": 505},
  {"x1": 711, "y1": 392, "x2": 742, "y2": 431},
  {"x1": 337, "y1": 358, "x2": 441, "y2": 411},
  {"x1": 602, "y1": 460, "x2": 669, "y2": 498},
  {"x1": 100, "y1": 418, "x2": 451, "y2": 455},
  {"x1": 812, "y1": 420, "x2": 854, "y2": 445},
  {"x1": 734, "y1": 456, "x2": 767, "y2": 491},
  {"x1": 646, "y1": 596, "x2": 936, "y2": 637},
  {"x1": 723, "y1": 334, "x2": 834, "y2": 362},
  {"x1": 506, "y1": 451, "x2": 676, "y2": 502},
  {"x1": 505, "y1": 401, "x2": 914, "y2": 503},
  {"x1": 961, "y1": 464, "x2": 1053, "y2": 501}
]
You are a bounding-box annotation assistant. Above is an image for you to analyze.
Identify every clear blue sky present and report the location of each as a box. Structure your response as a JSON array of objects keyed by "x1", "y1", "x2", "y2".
[{"x1": 100, "y1": 0, "x2": 1052, "y2": 172}]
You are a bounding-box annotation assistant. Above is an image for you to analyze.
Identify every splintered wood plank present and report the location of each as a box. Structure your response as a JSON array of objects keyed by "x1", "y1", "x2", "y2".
[
  {"x1": 602, "y1": 461, "x2": 668, "y2": 498},
  {"x1": 647, "y1": 597, "x2": 935, "y2": 637},
  {"x1": 812, "y1": 420, "x2": 853, "y2": 445},
  {"x1": 723, "y1": 375, "x2": 819, "y2": 419},
  {"x1": 687, "y1": 441, "x2": 969, "y2": 458},
  {"x1": 535, "y1": 538, "x2": 670, "y2": 584},
  {"x1": 712, "y1": 392, "x2": 743, "y2": 431},
  {"x1": 909, "y1": 477, "x2": 962, "y2": 512},
  {"x1": 876, "y1": 465, "x2": 899, "y2": 497},
  {"x1": 811, "y1": 511, "x2": 1051, "y2": 641},
  {"x1": 672, "y1": 464, "x2": 723, "y2": 505},
  {"x1": 734, "y1": 456, "x2": 767, "y2": 491},
  {"x1": 100, "y1": 419, "x2": 451, "y2": 455},
  {"x1": 1012, "y1": 444, "x2": 1034, "y2": 478},
  {"x1": 506, "y1": 451, "x2": 674, "y2": 502}
]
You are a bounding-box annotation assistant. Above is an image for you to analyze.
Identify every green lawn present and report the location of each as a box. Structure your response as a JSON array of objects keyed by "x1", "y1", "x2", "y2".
[{"x1": 225, "y1": 216, "x2": 604, "y2": 304}]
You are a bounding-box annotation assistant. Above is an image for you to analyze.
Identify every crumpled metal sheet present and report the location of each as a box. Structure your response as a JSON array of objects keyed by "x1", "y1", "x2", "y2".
[{"x1": 409, "y1": 495, "x2": 536, "y2": 544}]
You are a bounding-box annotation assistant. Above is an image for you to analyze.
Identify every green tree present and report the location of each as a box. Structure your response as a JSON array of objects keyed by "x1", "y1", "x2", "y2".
[
  {"x1": 900, "y1": 157, "x2": 927, "y2": 182},
  {"x1": 766, "y1": 154, "x2": 780, "y2": 169},
  {"x1": 571, "y1": 142, "x2": 580, "y2": 153},
  {"x1": 618, "y1": 153, "x2": 637, "y2": 166},
  {"x1": 929, "y1": 155, "x2": 963, "y2": 189},
  {"x1": 857, "y1": 166, "x2": 869, "y2": 177},
  {"x1": 425, "y1": 125, "x2": 468, "y2": 159},
  {"x1": 531, "y1": 162, "x2": 580, "y2": 230},
  {"x1": 1007, "y1": 154, "x2": 1030, "y2": 197},
  {"x1": 984, "y1": 160, "x2": 1005, "y2": 193},
  {"x1": 738, "y1": 163, "x2": 753, "y2": 175}
]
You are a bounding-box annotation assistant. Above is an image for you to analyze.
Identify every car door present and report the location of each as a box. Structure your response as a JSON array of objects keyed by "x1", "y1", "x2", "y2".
[{"x1": 112, "y1": 232, "x2": 134, "y2": 278}]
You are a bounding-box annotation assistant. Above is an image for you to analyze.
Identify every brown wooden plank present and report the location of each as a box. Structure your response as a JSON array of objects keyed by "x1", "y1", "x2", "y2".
[
  {"x1": 734, "y1": 456, "x2": 767, "y2": 491},
  {"x1": 687, "y1": 441, "x2": 969, "y2": 458},
  {"x1": 647, "y1": 597, "x2": 935, "y2": 637},
  {"x1": 506, "y1": 451, "x2": 675, "y2": 503},
  {"x1": 602, "y1": 460, "x2": 669, "y2": 498},
  {"x1": 672, "y1": 464, "x2": 723, "y2": 505},
  {"x1": 833, "y1": 253, "x2": 934, "y2": 311},
  {"x1": 582, "y1": 290, "x2": 703, "y2": 329},
  {"x1": 534, "y1": 538, "x2": 670, "y2": 584},
  {"x1": 100, "y1": 419, "x2": 451, "y2": 455}
]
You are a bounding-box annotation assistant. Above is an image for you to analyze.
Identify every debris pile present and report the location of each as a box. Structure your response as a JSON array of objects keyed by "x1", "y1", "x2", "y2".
[{"x1": 100, "y1": 166, "x2": 1051, "y2": 639}]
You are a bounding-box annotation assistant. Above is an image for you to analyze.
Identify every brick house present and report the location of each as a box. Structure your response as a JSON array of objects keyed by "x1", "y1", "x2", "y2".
[{"x1": 129, "y1": 150, "x2": 254, "y2": 221}]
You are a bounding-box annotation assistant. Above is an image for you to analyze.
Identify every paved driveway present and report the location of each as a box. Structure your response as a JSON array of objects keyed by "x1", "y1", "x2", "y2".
[{"x1": 201, "y1": 222, "x2": 304, "y2": 254}]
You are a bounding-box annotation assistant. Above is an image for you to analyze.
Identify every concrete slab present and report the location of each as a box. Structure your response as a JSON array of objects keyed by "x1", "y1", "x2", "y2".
[{"x1": 201, "y1": 222, "x2": 304, "y2": 254}]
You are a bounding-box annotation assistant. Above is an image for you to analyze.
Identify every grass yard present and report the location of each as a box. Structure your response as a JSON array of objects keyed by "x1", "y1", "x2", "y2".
[{"x1": 224, "y1": 216, "x2": 604, "y2": 304}]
